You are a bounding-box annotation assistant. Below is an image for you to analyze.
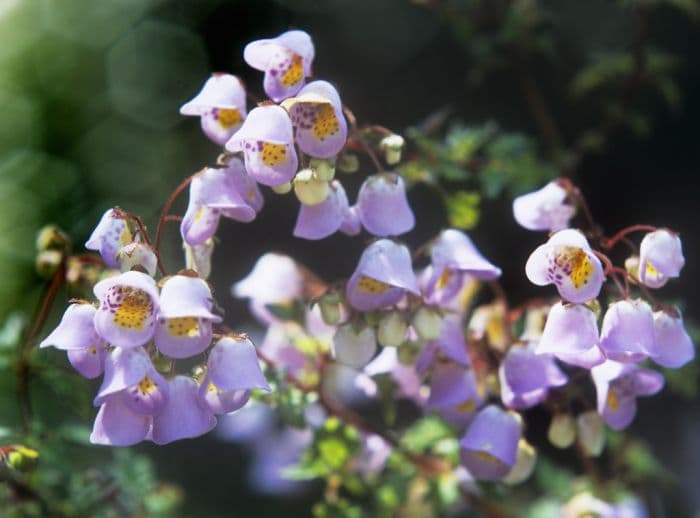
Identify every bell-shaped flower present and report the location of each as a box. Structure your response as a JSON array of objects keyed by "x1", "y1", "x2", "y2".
[
  {"x1": 281, "y1": 80, "x2": 347, "y2": 158},
  {"x1": 180, "y1": 73, "x2": 247, "y2": 146},
  {"x1": 243, "y1": 30, "x2": 314, "y2": 102},
  {"x1": 419, "y1": 313, "x2": 471, "y2": 368},
  {"x1": 154, "y1": 274, "x2": 222, "y2": 359},
  {"x1": 117, "y1": 242, "x2": 158, "y2": 276},
  {"x1": 40, "y1": 303, "x2": 107, "y2": 378},
  {"x1": 151, "y1": 376, "x2": 217, "y2": 444},
  {"x1": 93, "y1": 271, "x2": 159, "y2": 348},
  {"x1": 427, "y1": 363, "x2": 481, "y2": 429},
  {"x1": 293, "y1": 180, "x2": 351, "y2": 240},
  {"x1": 536, "y1": 302, "x2": 605, "y2": 368},
  {"x1": 651, "y1": 307, "x2": 695, "y2": 368},
  {"x1": 346, "y1": 239, "x2": 420, "y2": 311},
  {"x1": 525, "y1": 229, "x2": 604, "y2": 303},
  {"x1": 499, "y1": 343, "x2": 568, "y2": 410},
  {"x1": 333, "y1": 324, "x2": 377, "y2": 369},
  {"x1": 198, "y1": 376, "x2": 251, "y2": 415},
  {"x1": 90, "y1": 394, "x2": 152, "y2": 447},
  {"x1": 638, "y1": 229, "x2": 685, "y2": 288},
  {"x1": 85, "y1": 208, "x2": 132, "y2": 269},
  {"x1": 513, "y1": 181, "x2": 574, "y2": 232},
  {"x1": 599, "y1": 299, "x2": 656, "y2": 363},
  {"x1": 459, "y1": 405, "x2": 521, "y2": 480},
  {"x1": 339, "y1": 205, "x2": 361, "y2": 236},
  {"x1": 356, "y1": 173, "x2": 414, "y2": 237},
  {"x1": 181, "y1": 162, "x2": 257, "y2": 246},
  {"x1": 226, "y1": 105, "x2": 298, "y2": 186},
  {"x1": 232, "y1": 253, "x2": 305, "y2": 324},
  {"x1": 591, "y1": 360, "x2": 664, "y2": 430},
  {"x1": 207, "y1": 335, "x2": 270, "y2": 393}
]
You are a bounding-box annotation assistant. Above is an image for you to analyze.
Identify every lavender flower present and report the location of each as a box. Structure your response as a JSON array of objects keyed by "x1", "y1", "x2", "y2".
[
  {"x1": 599, "y1": 299, "x2": 656, "y2": 363},
  {"x1": 651, "y1": 307, "x2": 695, "y2": 368},
  {"x1": 427, "y1": 363, "x2": 481, "y2": 429},
  {"x1": 355, "y1": 173, "x2": 415, "y2": 237},
  {"x1": 536, "y1": 302, "x2": 604, "y2": 368},
  {"x1": 293, "y1": 180, "x2": 351, "y2": 240},
  {"x1": 638, "y1": 229, "x2": 685, "y2": 288},
  {"x1": 513, "y1": 181, "x2": 574, "y2": 232},
  {"x1": 85, "y1": 208, "x2": 131, "y2": 269}
]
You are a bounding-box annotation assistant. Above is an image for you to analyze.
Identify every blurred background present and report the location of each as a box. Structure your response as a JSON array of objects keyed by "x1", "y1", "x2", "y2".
[{"x1": 1, "y1": 0, "x2": 699, "y2": 516}]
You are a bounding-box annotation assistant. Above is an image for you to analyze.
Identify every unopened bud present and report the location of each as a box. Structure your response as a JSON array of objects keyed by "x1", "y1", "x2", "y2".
[
  {"x1": 397, "y1": 340, "x2": 421, "y2": 365},
  {"x1": 577, "y1": 411, "x2": 605, "y2": 457},
  {"x1": 337, "y1": 153, "x2": 359, "y2": 173},
  {"x1": 318, "y1": 294, "x2": 342, "y2": 326},
  {"x1": 271, "y1": 181, "x2": 292, "y2": 194},
  {"x1": 184, "y1": 239, "x2": 214, "y2": 280},
  {"x1": 309, "y1": 157, "x2": 335, "y2": 181},
  {"x1": 6, "y1": 446, "x2": 38, "y2": 472},
  {"x1": 625, "y1": 256, "x2": 640, "y2": 281},
  {"x1": 332, "y1": 324, "x2": 377, "y2": 369},
  {"x1": 548, "y1": 414, "x2": 576, "y2": 449},
  {"x1": 293, "y1": 169, "x2": 329, "y2": 205},
  {"x1": 36, "y1": 249, "x2": 63, "y2": 278},
  {"x1": 412, "y1": 307, "x2": 443, "y2": 340},
  {"x1": 503, "y1": 439, "x2": 537, "y2": 485},
  {"x1": 117, "y1": 242, "x2": 157, "y2": 276},
  {"x1": 380, "y1": 134, "x2": 405, "y2": 165},
  {"x1": 36, "y1": 225, "x2": 70, "y2": 252},
  {"x1": 377, "y1": 311, "x2": 407, "y2": 347}
]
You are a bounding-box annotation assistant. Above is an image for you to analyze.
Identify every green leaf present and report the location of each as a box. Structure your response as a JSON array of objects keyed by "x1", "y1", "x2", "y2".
[
  {"x1": 570, "y1": 52, "x2": 634, "y2": 97},
  {"x1": 445, "y1": 191, "x2": 480, "y2": 229},
  {"x1": 319, "y1": 437, "x2": 350, "y2": 470},
  {"x1": 400, "y1": 416, "x2": 453, "y2": 453}
]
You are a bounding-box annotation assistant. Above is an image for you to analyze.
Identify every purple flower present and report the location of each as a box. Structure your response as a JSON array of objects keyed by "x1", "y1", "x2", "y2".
[
  {"x1": 419, "y1": 313, "x2": 471, "y2": 367},
  {"x1": 638, "y1": 229, "x2": 685, "y2": 288},
  {"x1": 243, "y1": 30, "x2": 314, "y2": 102},
  {"x1": 198, "y1": 377, "x2": 251, "y2": 415},
  {"x1": 259, "y1": 323, "x2": 308, "y2": 377},
  {"x1": 85, "y1": 208, "x2": 131, "y2": 269},
  {"x1": 513, "y1": 181, "x2": 574, "y2": 232},
  {"x1": 599, "y1": 299, "x2": 656, "y2": 363},
  {"x1": 180, "y1": 73, "x2": 247, "y2": 146},
  {"x1": 427, "y1": 363, "x2": 481, "y2": 429},
  {"x1": 356, "y1": 173, "x2": 414, "y2": 237},
  {"x1": 206, "y1": 335, "x2": 270, "y2": 393},
  {"x1": 459, "y1": 405, "x2": 521, "y2": 480},
  {"x1": 499, "y1": 343, "x2": 568, "y2": 410},
  {"x1": 181, "y1": 162, "x2": 258, "y2": 246},
  {"x1": 154, "y1": 274, "x2": 222, "y2": 359},
  {"x1": 339, "y1": 205, "x2": 362, "y2": 236},
  {"x1": 282, "y1": 80, "x2": 347, "y2": 158},
  {"x1": 151, "y1": 376, "x2": 217, "y2": 444},
  {"x1": 40, "y1": 303, "x2": 107, "y2": 379},
  {"x1": 651, "y1": 307, "x2": 695, "y2": 368},
  {"x1": 525, "y1": 229, "x2": 604, "y2": 303},
  {"x1": 90, "y1": 394, "x2": 152, "y2": 447},
  {"x1": 93, "y1": 271, "x2": 159, "y2": 348},
  {"x1": 362, "y1": 347, "x2": 425, "y2": 406},
  {"x1": 293, "y1": 180, "x2": 350, "y2": 240},
  {"x1": 346, "y1": 239, "x2": 420, "y2": 311},
  {"x1": 591, "y1": 360, "x2": 664, "y2": 430},
  {"x1": 226, "y1": 105, "x2": 298, "y2": 186},
  {"x1": 536, "y1": 302, "x2": 605, "y2": 368}
]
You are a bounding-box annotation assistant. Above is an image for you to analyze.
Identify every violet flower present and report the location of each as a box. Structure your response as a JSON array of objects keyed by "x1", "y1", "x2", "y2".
[
  {"x1": 599, "y1": 299, "x2": 656, "y2": 363},
  {"x1": 651, "y1": 307, "x2": 695, "y2": 368},
  {"x1": 355, "y1": 173, "x2": 414, "y2": 237},
  {"x1": 513, "y1": 181, "x2": 574, "y2": 232},
  {"x1": 293, "y1": 180, "x2": 351, "y2": 240},
  {"x1": 85, "y1": 208, "x2": 131, "y2": 269},
  {"x1": 525, "y1": 229, "x2": 604, "y2": 303},
  {"x1": 638, "y1": 229, "x2": 685, "y2": 288},
  {"x1": 180, "y1": 73, "x2": 247, "y2": 146},
  {"x1": 427, "y1": 363, "x2": 482, "y2": 430}
]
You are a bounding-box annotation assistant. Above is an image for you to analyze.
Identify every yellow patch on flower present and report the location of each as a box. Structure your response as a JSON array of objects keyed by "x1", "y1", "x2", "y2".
[
  {"x1": 435, "y1": 267, "x2": 452, "y2": 290},
  {"x1": 312, "y1": 104, "x2": 339, "y2": 141},
  {"x1": 456, "y1": 399, "x2": 476, "y2": 413},
  {"x1": 472, "y1": 450, "x2": 501, "y2": 465},
  {"x1": 119, "y1": 225, "x2": 132, "y2": 248},
  {"x1": 645, "y1": 261, "x2": 659, "y2": 277},
  {"x1": 114, "y1": 288, "x2": 152, "y2": 330},
  {"x1": 281, "y1": 54, "x2": 303, "y2": 87},
  {"x1": 261, "y1": 143, "x2": 287, "y2": 166},
  {"x1": 217, "y1": 108, "x2": 243, "y2": 129},
  {"x1": 138, "y1": 375, "x2": 157, "y2": 395},
  {"x1": 606, "y1": 388, "x2": 620, "y2": 411},
  {"x1": 356, "y1": 275, "x2": 392, "y2": 294},
  {"x1": 167, "y1": 317, "x2": 200, "y2": 338},
  {"x1": 556, "y1": 247, "x2": 593, "y2": 289}
]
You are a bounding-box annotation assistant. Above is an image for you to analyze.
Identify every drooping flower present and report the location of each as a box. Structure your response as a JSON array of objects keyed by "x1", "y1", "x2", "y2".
[
  {"x1": 206, "y1": 335, "x2": 270, "y2": 393},
  {"x1": 346, "y1": 239, "x2": 420, "y2": 311},
  {"x1": 426, "y1": 363, "x2": 481, "y2": 429},
  {"x1": 281, "y1": 80, "x2": 347, "y2": 158},
  {"x1": 459, "y1": 405, "x2": 521, "y2": 480},
  {"x1": 499, "y1": 343, "x2": 568, "y2": 410},
  {"x1": 638, "y1": 229, "x2": 685, "y2": 288},
  {"x1": 225, "y1": 105, "x2": 298, "y2": 186},
  {"x1": 154, "y1": 274, "x2": 222, "y2": 359},
  {"x1": 179, "y1": 73, "x2": 247, "y2": 146},
  {"x1": 512, "y1": 181, "x2": 575, "y2": 232},
  {"x1": 184, "y1": 239, "x2": 215, "y2": 280},
  {"x1": 417, "y1": 313, "x2": 471, "y2": 368},
  {"x1": 332, "y1": 324, "x2": 377, "y2": 369},
  {"x1": 293, "y1": 180, "x2": 351, "y2": 240},
  {"x1": 355, "y1": 173, "x2": 415, "y2": 237},
  {"x1": 651, "y1": 307, "x2": 695, "y2": 368},
  {"x1": 85, "y1": 208, "x2": 132, "y2": 269},
  {"x1": 93, "y1": 271, "x2": 159, "y2": 348},
  {"x1": 599, "y1": 299, "x2": 656, "y2": 363},
  {"x1": 536, "y1": 302, "x2": 605, "y2": 368},
  {"x1": 591, "y1": 360, "x2": 664, "y2": 430},
  {"x1": 243, "y1": 30, "x2": 314, "y2": 102},
  {"x1": 181, "y1": 163, "x2": 257, "y2": 246},
  {"x1": 525, "y1": 229, "x2": 604, "y2": 303},
  {"x1": 40, "y1": 303, "x2": 107, "y2": 379}
]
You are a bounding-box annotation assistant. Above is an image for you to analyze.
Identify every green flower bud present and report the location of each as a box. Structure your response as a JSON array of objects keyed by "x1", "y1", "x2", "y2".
[
  {"x1": 548, "y1": 414, "x2": 576, "y2": 449},
  {"x1": 577, "y1": 411, "x2": 605, "y2": 457},
  {"x1": 318, "y1": 294, "x2": 342, "y2": 326},
  {"x1": 271, "y1": 181, "x2": 292, "y2": 194},
  {"x1": 337, "y1": 153, "x2": 359, "y2": 173},
  {"x1": 293, "y1": 169, "x2": 329, "y2": 205},
  {"x1": 36, "y1": 224, "x2": 70, "y2": 252},
  {"x1": 377, "y1": 311, "x2": 407, "y2": 347},
  {"x1": 380, "y1": 134, "x2": 405, "y2": 165},
  {"x1": 397, "y1": 340, "x2": 421, "y2": 365},
  {"x1": 309, "y1": 157, "x2": 335, "y2": 181},
  {"x1": 412, "y1": 307, "x2": 443, "y2": 340},
  {"x1": 35, "y1": 249, "x2": 63, "y2": 278},
  {"x1": 503, "y1": 439, "x2": 537, "y2": 485},
  {"x1": 6, "y1": 446, "x2": 38, "y2": 472}
]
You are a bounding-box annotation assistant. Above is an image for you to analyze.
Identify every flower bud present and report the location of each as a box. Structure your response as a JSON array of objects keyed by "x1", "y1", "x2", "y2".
[
  {"x1": 548, "y1": 414, "x2": 576, "y2": 449},
  {"x1": 6, "y1": 446, "x2": 38, "y2": 472},
  {"x1": 36, "y1": 249, "x2": 63, "y2": 278},
  {"x1": 397, "y1": 340, "x2": 421, "y2": 365},
  {"x1": 377, "y1": 311, "x2": 407, "y2": 347},
  {"x1": 117, "y1": 242, "x2": 158, "y2": 276},
  {"x1": 577, "y1": 411, "x2": 605, "y2": 457},
  {"x1": 36, "y1": 225, "x2": 70, "y2": 252},
  {"x1": 271, "y1": 181, "x2": 292, "y2": 194},
  {"x1": 624, "y1": 256, "x2": 640, "y2": 280},
  {"x1": 333, "y1": 324, "x2": 377, "y2": 368},
  {"x1": 412, "y1": 307, "x2": 443, "y2": 341},
  {"x1": 380, "y1": 134, "x2": 405, "y2": 165},
  {"x1": 337, "y1": 153, "x2": 359, "y2": 173},
  {"x1": 293, "y1": 168, "x2": 330, "y2": 205},
  {"x1": 309, "y1": 157, "x2": 335, "y2": 181},
  {"x1": 318, "y1": 294, "x2": 342, "y2": 326},
  {"x1": 503, "y1": 439, "x2": 537, "y2": 485}
]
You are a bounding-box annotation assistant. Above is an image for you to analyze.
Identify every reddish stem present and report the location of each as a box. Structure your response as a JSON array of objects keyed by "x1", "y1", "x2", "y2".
[
  {"x1": 154, "y1": 174, "x2": 196, "y2": 275},
  {"x1": 603, "y1": 224, "x2": 657, "y2": 251}
]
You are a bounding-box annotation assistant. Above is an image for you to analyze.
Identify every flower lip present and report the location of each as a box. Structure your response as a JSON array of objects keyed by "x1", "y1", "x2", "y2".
[
  {"x1": 356, "y1": 173, "x2": 415, "y2": 237},
  {"x1": 40, "y1": 303, "x2": 100, "y2": 351},
  {"x1": 512, "y1": 181, "x2": 574, "y2": 232},
  {"x1": 355, "y1": 239, "x2": 420, "y2": 295},
  {"x1": 431, "y1": 229, "x2": 502, "y2": 280},
  {"x1": 243, "y1": 30, "x2": 314, "y2": 75},
  {"x1": 179, "y1": 73, "x2": 246, "y2": 116},
  {"x1": 226, "y1": 105, "x2": 294, "y2": 151},
  {"x1": 93, "y1": 270, "x2": 159, "y2": 306},
  {"x1": 158, "y1": 274, "x2": 222, "y2": 322}
]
